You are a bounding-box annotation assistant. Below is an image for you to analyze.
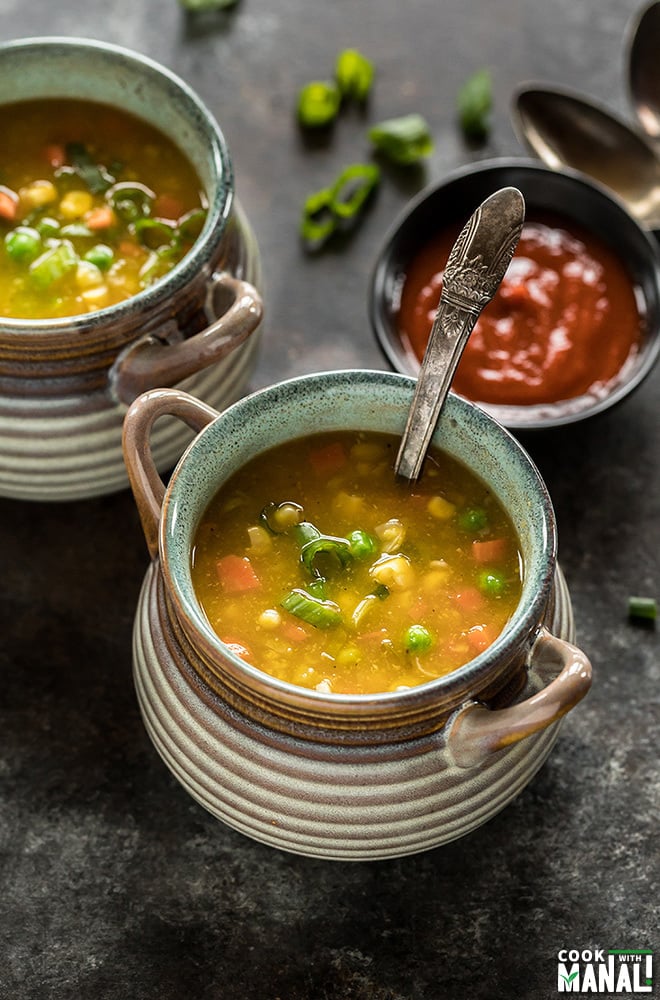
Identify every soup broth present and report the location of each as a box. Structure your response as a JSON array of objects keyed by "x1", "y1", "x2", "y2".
[
  {"x1": 191, "y1": 430, "x2": 523, "y2": 695},
  {"x1": 0, "y1": 99, "x2": 206, "y2": 319}
]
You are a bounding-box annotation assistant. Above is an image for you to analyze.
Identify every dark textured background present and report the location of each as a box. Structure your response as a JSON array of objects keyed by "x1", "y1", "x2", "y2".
[{"x1": 1, "y1": 2, "x2": 658, "y2": 998}]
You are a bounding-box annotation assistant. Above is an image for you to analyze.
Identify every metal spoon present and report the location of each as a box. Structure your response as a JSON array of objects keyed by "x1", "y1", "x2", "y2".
[
  {"x1": 395, "y1": 187, "x2": 524, "y2": 482},
  {"x1": 512, "y1": 84, "x2": 660, "y2": 230},
  {"x1": 627, "y1": 0, "x2": 660, "y2": 141}
]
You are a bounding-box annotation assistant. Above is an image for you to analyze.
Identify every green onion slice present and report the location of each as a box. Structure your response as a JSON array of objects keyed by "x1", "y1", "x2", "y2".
[
  {"x1": 628, "y1": 596, "x2": 657, "y2": 621},
  {"x1": 330, "y1": 163, "x2": 380, "y2": 219},
  {"x1": 29, "y1": 240, "x2": 78, "y2": 288},
  {"x1": 300, "y1": 534, "x2": 353, "y2": 575},
  {"x1": 335, "y1": 48, "x2": 374, "y2": 101},
  {"x1": 108, "y1": 182, "x2": 155, "y2": 222},
  {"x1": 281, "y1": 589, "x2": 343, "y2": 628},
  {"x1": 368, "y1": 113, "x2": 434, "y2": 165},
  {"x1": 297, "y1": 80, "x2": 341, "y2": 128},
  {"x1": 134, "y1": 217, "x2": 178, "y2": 249},
  {"x1": 457, "y1": 68, "x2": 492, "y2": 139},
  {"x1": 300, "y1": 188, "x2": 336, "y2": 243}
]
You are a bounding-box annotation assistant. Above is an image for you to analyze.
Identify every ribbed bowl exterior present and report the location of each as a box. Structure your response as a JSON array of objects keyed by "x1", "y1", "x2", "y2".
[
  {"x1": 0, "y1": 209, "x2": 260, "y2": 502},
  {"x1": 133, "y1": 563, "x2": 575, "y2": 861}
]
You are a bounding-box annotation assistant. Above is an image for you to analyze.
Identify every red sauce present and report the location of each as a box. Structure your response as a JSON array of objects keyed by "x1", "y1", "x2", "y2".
[{"x1": 397, "y1": 212, "x2": 644, "y2": 406}]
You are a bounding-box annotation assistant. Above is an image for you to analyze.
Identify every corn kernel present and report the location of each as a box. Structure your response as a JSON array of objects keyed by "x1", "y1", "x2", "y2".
[
  {"x1": 258, "y1": 609, "x2": 281, "y2": 630},
  {"x1": 60, "y1": 190, "x2": 94, "y2": 219},
  {"x1": 76, "y1": 261, "x2": 104, "y2": 289},
  {"x1": 19, "y1": 179, "x2": 57, "y2": 209},
  {"x1": 427, "y1": 495, "x2": 456, "y2": 520}
]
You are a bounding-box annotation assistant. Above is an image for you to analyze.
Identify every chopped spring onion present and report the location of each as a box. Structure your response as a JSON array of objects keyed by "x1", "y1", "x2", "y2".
[
  {"x1": 335, "y1": 49, "x2": 374, "y2": 101},
  {"x1": 300, "y1": 163, "x2": 380, "y2": 245},
  {"x1": 134, "y1": 217, "x2": 178, "y2": 249},
  {"x1": 301, "y1": 534, "x2": 353, "y2": 575},
  {"x1": 457, "y1": 68, "x2": 492, "y2": 139},
  {"x1": 281, "y1": 588, "x2": 343, "y2": 628},
  {"x1": 297, "y1": 80, "x2": 341, "y2": 128},
  {"x1": 108, "y1": 182, "x2": 155, "y2": 223},
  {"x1": 29, "y1": 240, "x2": 78, "y2": 288},
  {"x1": 367, "y1": 113, "x2": 434, "y2": 165},
  {"x1": 292, "y1": 520, "x2": 322, "y2": 547},
  {"x1": 404, "y1": 624, "x2": 434, "y2": 654},
  {"x1": 628, "y1": 596, "x2": 657, "y2": 621},
  {"x1": 350, "y1": 583, "x2": 390, "y2": 628},
  {"x1": 65, "y1": 142, "x2": 115, "y2": 194}
]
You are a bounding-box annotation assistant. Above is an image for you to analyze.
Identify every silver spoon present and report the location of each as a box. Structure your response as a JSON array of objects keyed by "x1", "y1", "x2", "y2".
[
  {"x1": 512, "y1": 84, "x2": 660, "y2": 230},
  {"x1": 627, "y1": 0, "x2": 660, "y2": 141},
  {"x1": 395, "y1": 186, "x2": 525, "y2": 482}
]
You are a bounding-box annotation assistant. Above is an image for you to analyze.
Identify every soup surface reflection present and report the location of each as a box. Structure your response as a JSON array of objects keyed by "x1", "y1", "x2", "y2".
[{"x1": 191, "y1": 431, "x2": 523, "y2": 695}]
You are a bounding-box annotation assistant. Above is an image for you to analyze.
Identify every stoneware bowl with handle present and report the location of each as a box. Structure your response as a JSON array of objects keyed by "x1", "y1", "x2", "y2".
[
  {"x1": 122, "y1": 369, "x2": 592, "y2": 861},
  {"x1": 0, "y1": 37, "x2": 262, "y2": 501}
]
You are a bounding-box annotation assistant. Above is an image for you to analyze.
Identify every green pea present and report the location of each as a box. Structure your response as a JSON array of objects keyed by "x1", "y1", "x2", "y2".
[
  {"x1": 84, "y1": 244, "x2": 114, "y2": 272},
  {"x1": 5, "y1": 226, "x2": 42, "y2": 264},
  {"x1": 478, "y1": 569, "x2": 507, "y2": 597},
  {"x1": 36, "y1": 217, "x2": 60, "y2": 238},
  {"x1": 459, "y1": 506, "x2": 489, "y2": 534},
  {"x1": 347, "y1": 529, "x2": 378, "y2": 560},
  {"x1": 404, "y1": 624, "x2": 434, "y2": 654}
]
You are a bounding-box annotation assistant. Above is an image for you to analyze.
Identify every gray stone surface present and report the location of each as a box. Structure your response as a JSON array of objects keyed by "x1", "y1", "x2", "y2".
[{"x1": 1, "y1": 1, "x2": 658, "y2": 998}]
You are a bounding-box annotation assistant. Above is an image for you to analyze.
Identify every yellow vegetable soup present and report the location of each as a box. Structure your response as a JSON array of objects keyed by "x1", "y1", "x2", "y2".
[
  {"x1": 191, "y1": 430, "x2": 523, "y2": 695},
  {"x1": 0, "y1": 99, "x2": 206, "y2": 319}
]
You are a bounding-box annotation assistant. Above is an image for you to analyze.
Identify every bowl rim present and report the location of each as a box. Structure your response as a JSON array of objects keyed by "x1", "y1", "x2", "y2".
[
  {"x1": 0, "y1": 35, "x2": 233, "y2": 334},
  {"x1": 157, "y1": 368, "x2": 558, "y2": 717},
  {"x1": 369, "y1": 156, "x2": 660, "y2": 430}
]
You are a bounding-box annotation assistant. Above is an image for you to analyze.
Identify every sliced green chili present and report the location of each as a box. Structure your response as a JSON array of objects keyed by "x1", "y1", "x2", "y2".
[
  {"x1": 628, "y1": 596, "x2": 657, "y2": 621},
  {"x1": 281, "y1": 588, "x2": 343, "y2": 628},
  {"x1": 457, "y1": 68, "x2": 492, "y2": 139},
  {"x1": 297, "y1": 80, "x2": 341, "y2": 127},
  {"x1": 335, "y1": 48, "x2": 374, "y2": 101},
  {"x1": 368, "y1": 113, "x2": 434, "y2": 164}
]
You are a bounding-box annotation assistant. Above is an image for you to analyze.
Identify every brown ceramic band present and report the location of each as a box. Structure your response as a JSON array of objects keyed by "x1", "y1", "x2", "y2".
[
  {"x1": 111, "y1": 273, "x2": 263, "y2": 406},
  {"x1": 122, "y1": 388, "x2": 218, "y2": 559},
  {"x1": 446, "y1": 626, "x2": 592, "y2": 769}
]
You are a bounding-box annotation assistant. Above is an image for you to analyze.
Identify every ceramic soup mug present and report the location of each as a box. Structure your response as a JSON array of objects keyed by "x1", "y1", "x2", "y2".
[
  {"x1": 122, "y1": 370, "x2": 592, "y2": 861},
  {"x1": 0, "y1": 37, "x2": 262, "y2": 501}
]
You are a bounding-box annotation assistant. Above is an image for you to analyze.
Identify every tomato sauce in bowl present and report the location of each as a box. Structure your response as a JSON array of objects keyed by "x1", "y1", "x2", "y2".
[{"x1": 398, "y1": 211, "x2": 644, "y2": 408}]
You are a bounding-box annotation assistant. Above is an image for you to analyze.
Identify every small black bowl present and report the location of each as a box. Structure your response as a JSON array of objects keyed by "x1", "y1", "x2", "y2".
[{"x1": 369, "y1": 158, "x2": 660, "y2": 430}]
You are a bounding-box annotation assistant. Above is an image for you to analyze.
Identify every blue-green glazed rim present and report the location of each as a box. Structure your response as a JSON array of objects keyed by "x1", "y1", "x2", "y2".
[
  {"x1": 0, "y1": 36, "x2": 233, "y2": 333},
  {"x1": 160, "y1": 370, "x2": 558, "y2": 709}
]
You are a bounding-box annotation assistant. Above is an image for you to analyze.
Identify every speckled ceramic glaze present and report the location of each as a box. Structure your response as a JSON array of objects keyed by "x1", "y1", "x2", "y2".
[
  {"x1": 0, "y1": 38, "x2": 262, "y2": 501},
  {"x1": 123, "y1": 370, "x2": 592, "y2": 860}
]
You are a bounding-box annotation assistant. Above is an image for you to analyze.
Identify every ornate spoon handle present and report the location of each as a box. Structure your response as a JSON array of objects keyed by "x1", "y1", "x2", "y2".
[{"x1": 395, "y1": 186, "x2": 525, "y2": 481}]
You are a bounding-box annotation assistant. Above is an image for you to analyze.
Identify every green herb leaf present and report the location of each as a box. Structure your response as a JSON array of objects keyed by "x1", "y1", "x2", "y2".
[
  {"x1": 297, "y1": 80, "x2": 341, "y2": 128},
  {"x1": 367, "y1": 113, "x2": 434, "y2": 165},
  {"x1": 335, "y1": 48, "x2": 374, "y2": 101},
  {"x1": 457, "y1": 68, "x2": 492, "y2": 138},
  {"x1": 65, "y1": 142, "x2": 115, "y2": 194}
]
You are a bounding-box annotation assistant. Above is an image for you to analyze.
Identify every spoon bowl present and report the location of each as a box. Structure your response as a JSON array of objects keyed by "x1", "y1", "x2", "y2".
[
  {"x1": 627, "y1": 0, "x2": 660, "y2": 141},
  {"x1": 512, "y1": 84, "x2": 660, "y2": 231}
]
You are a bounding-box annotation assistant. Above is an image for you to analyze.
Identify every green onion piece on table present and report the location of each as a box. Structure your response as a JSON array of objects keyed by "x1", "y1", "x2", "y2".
[
  {"x1": 367, "y1": 113, "x2": 434, "y2": 165},
  {"x1": 457, "y1": 68, "x2": 492, "y2": 139},
  {"x1": 281, "y1": 589, "x2": 343, "y2": 628},
  {"x1": 300, "y1": 164, "x2": 380, "y2": 245},
  {"x1": 297, "y1": 80, "x2": 341, "y2": 127},
  {"x1": 335, "y1": 48, "x2": 374, "y2": 101},
  {"x1": 300, "y1": 188, "x2": 337, "y2": 243},
  {"x1": 179, "y1": 0, "x2": 239, "y2": 9},
  {"x1": 628, "y1": 596, "x2": 657, "y2": 621}
]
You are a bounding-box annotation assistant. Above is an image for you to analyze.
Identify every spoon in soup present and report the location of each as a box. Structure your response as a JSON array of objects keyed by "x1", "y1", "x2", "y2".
[
  {"x1": 395, "y1": 186, "x2": 525, "y2": 482},
  {"x1": 512, "y1": 85, "x2": 660, "y2": 230},
  {"x1": 627, "y1": 0, "x2": 660, "y2": 142}
]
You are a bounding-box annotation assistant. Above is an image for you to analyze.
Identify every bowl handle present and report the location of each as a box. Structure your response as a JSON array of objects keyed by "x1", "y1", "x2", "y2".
[
  {"x1": 111, "y1": 273, "x2": 263, "y2": 405},
  {"x1": 446, "y1": 627, "x2": 592, "y2": 769},
  {"x1": 122, "y1": 387, "x2": 218, "y2": 559}
]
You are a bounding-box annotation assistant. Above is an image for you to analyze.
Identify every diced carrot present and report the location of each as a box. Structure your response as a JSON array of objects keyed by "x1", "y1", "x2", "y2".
[
  {"x1": 471, "y1": 538, "x2": 507, "y2": 563},
  {"x1": 222, "y1": 638, "x2": 253, "y2": 661},
  {"x1": 359, "y1": 628, "x2": 389, "y2": 644},
  {"x1": 215, "y1": 554, "x2": 261, "y2": 592},
  {"x1": 281, "y1": 621, "x2": 310, "y2": 644},
  {"x1": 308, "y1": 441, "x2": 346, "y2": 476},
  {"x1": 452, "y1": 587, "x2": 485, "y2": 613},
  {"x1": 118, "y1": 239, "x2": 144, "y2": 258},
  {"x1": 44, "y1": 143, "x2": 66, "y2": 168},
  {"x1": 0, "y1": 187, "x2": 18, "y2": 221},
  {"x1": 85, "y1": 205, "x2": 117, "y2": 230},
  {"x1": 466, "y1": 623, "x2": 498, "y2": 654},
  {"x1": 153, "y1": 193, "x2": 185, "y2": 221},
  {"x1": 407, "y1": 595, "x2": 429, "y2": 620}
]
